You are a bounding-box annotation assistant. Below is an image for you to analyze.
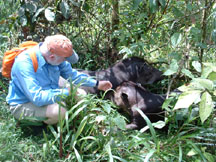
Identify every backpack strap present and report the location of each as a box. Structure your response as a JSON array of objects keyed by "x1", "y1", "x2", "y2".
[{"x1": 29, "y1": 51, "x2": 38, "y2": 72}]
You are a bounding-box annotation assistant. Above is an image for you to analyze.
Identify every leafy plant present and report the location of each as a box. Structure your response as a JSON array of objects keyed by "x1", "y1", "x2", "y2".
[
  {"x1": 44, "y1": 86, "x2": 127, "y2": 161},
  {"x1": 172, "y1": 62, "x2": 216, "y2": 123}
]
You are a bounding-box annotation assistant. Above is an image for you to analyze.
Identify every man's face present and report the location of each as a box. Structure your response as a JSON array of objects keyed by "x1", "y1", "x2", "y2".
[{"x1": 47, "y1": 54, "x2": 66, "y2": 66}]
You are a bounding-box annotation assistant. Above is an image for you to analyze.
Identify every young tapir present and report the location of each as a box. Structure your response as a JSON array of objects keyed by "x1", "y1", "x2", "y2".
[
  {"x1": 108, "y1": 81, "x2": 166, "y2": 130},
  {"x1": 77, "y1": 57, "x2": 163, "y2": 94}
]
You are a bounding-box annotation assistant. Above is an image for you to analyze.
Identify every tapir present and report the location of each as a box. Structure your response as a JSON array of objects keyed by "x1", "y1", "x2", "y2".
[
  {"x1": 77, "y1": 57, "x2": 163, "y2": 94},
  {"x1": 108, "y1": 81, "x2": 166, "y2": 130}
]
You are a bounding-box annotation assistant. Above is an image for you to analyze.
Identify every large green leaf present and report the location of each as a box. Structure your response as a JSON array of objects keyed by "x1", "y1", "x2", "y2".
[
  {"x1": 149, "y1": 0, "x2": 158, "y2": 13},
  {"x1": 32, "y1": 7, "x2": 44, "y2": 22},
  {"x1": 113, "y1": 115, "x2": 126, "y2": 130},
  {"x1": 60, "y1": 1, "x2": 69, "y2": 19},
  {"x1": 20, "y1": 15, "x2": 27, "y2": 26},
  {"x1": 199, "y1": 92, "x2": 214, "y2": 123},
  {"x1": 168, "y1": 52, "x2": 181, "y2": 61},
  {"x1": 174, "y1": 90, "x2": 201, "y2": 109},
  {"x1": 203, "y1": 63, "x2": 216, "y2": 71},
  {"x1": 25, "y1": 2, "x2": 37, "y2": 14},
  {"x1": 192, "y1": 78, "x2": 214, "y2": 91},
  {"x1": 214, "y1": 90, "x2": 216, "y2": 96},
  {"x1": 45, "y1": 7, "x2": 55, "y2": 21},
  {"x1": 202, "y1": 63, "x2": 216, "y2": 78},
  {"x1": 181, "y1": 68, "x2": 194, "y2": 79},
  {"x1": 159, "y1": 0, "x2": 166, "y2": 8},
  {"x1": 171, "y1": 33, "x2": 182, "y2": 47},
  {"x1": 208, "y1": 72, "x2": 216, "y2": 81},
  {"x1": 178, "y1": 79, "x2": 212, "y2": 92},
  {"x1": 163, "y1": 59, "x2": 178, "y2": 76},
  {"x1": 69, "y1": 0, "x2": 80, "y2": 7},
  {"x1": 103, "y1": 103, "x2": 112, "y2": 114},
  {"x1": 192, "y1": 61, "x2": 201, "y2": 73},
  {"x1": 133, "y1": 0, "x2": 142, "y2": 9},
  {"x1": 18, "y1": 7, "x2": 25, "y2": 16},
  {"x1": 178, "y1": 84, "x2": 192, "y2": 92},
  {"x1": 172, "y1": 7, "x2": 184, "y2": 17},
  {"x1": 201, "y1": 66, "x2": 213, "y2": 79}
]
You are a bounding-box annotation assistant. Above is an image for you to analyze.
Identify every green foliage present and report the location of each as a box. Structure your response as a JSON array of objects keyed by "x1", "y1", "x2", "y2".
[
  {"x1": 169, "y1": 63, "x2": 216, "y2": 124},
  {"x1": 1, "y1": 87, "x2": 216, "y2": 161},
  {"x1": 1, "y1": 0, "x2": 216, "y2": 161},
  {"x1": 45, "y1": 90, "x2": 129, "y2": 161}
]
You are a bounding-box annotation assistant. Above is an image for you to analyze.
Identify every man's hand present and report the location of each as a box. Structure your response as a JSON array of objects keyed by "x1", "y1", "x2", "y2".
[{"x1": 97, "y1": 81, "x2": 112, "y2": 91}]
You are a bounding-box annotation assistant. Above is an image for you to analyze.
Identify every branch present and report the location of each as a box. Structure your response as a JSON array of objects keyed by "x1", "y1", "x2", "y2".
[
  {"x1": 158, "y1": 2, "x2": 214, "y2": 28},
  {"x1": 200, "y1": 0, "x2": 216, "y2": 66},
  {"x1": 154, "y1": 0, "x2": 170, "y2": 29},
  {"x1": 166, "y1": 43, "x2": 190, "y2": 98}
]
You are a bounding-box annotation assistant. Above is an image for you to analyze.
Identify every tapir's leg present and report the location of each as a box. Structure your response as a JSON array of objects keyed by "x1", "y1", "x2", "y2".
[{"x1": 126, "y1": 123, "x2": 138, "y2": 130}]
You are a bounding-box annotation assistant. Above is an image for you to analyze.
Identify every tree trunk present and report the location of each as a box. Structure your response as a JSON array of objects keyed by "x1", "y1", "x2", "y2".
[{"x1": 111, "y1": 0, "x2": 120, "y2": 61}]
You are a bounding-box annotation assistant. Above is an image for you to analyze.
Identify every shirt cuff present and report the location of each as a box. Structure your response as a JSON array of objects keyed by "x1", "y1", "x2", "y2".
[
  {"x1": 53, "y1": 88, "x2": 70, "y2": 102},
  {"x1": 62, "y1": 88, "x2": 70, "y2": 96},
  {"x1": 95, "y1": 80, "x2": 99, "y2": 87}
]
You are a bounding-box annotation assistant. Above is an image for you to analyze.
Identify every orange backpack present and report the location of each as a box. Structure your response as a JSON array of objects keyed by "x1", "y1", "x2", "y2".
[{"x1": 2, "y1": 41, "x2": 39, "y2": 78}]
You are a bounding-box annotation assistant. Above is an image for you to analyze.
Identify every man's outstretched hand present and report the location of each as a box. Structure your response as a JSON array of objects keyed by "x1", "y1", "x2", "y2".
[{"x1": 97, "y1": 81, "x2": 112, "y2": 91}]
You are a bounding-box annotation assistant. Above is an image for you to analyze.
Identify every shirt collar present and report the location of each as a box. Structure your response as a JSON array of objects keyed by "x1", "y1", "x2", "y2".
[{"x1": 35, "y1": 42, "x2": 46, "y2": 68}]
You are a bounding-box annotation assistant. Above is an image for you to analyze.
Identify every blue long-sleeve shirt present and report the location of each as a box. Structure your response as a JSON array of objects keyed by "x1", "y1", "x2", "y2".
[{"x1": 6, "y1": 43, "x2": 97, "y2": 107}]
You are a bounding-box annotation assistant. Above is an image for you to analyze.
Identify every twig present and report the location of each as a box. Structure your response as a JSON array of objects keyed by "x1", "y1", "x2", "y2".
[
  {"x1": 166, "y1": 43, "x2": 190, "y2": 98},
  {"x1": 200, "y1": 0, "x2": 216, "y2": 67},
  {"x1": 158, "y1": 2, "x2": 214, "y2": 28},
  {"x1": 154, "y1": 0, "x2": 170, "y2": 29}
]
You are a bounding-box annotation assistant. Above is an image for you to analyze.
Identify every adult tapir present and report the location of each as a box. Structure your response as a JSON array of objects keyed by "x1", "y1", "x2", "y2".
[
  {"x1": 108, "y1": 81, "x2": 166, "y2": 130},
  {"x1": 77, "y1": 57, "x2": 163, "y2": 94}
]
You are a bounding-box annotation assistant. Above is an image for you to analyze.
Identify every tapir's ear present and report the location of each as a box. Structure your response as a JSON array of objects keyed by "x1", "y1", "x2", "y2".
[{"x1": 121, "y1": 92, "x2": 128, "y2": 102}]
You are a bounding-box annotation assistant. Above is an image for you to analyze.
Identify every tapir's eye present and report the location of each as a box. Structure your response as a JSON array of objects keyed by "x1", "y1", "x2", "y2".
[
  {"x1": 121, "y1": 93, "x2": 128, "y2": 102},
  {"x1": 138, "y1": 65, "x2": 144, "y2": 71},
  {"x1": 137, "y1": 66, "x2": 142, "y2": 72}
]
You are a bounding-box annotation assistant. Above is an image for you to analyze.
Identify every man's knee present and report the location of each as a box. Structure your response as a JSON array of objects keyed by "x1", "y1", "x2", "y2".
[
  {"x1": 75, "y1": 88, "x2": 87, "y2": 101},
  {"x1": 45, "y1": 103, "x2": 67, "y2": 124}
]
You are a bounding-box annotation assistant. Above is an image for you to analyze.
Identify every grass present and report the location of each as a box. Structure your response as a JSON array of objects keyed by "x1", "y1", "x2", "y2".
[
  {"x1": 1, "y1": 1, "x2": 216, "y2": 160},
  {"x1": 0, "y1": 91, "x2": 48, "y2": 161},
  {"x1": 1, "y1": 85, "x2": 216, "y2": 162}
]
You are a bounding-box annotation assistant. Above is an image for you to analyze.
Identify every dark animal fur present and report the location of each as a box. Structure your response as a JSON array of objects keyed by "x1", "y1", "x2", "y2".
[
  {"x1": 77, "y1": 57, "x2": 163, "y2": 94},
  {"x1": 108, "y1": 81, "x2": 166, "y2": 130}
]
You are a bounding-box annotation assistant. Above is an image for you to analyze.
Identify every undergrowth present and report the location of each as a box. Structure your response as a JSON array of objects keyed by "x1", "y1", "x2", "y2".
[{"x1": 0, "y1": 87, "x2": 216, "y2": 162}]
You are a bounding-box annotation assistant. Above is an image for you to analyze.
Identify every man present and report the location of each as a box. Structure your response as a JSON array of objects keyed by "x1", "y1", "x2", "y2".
[{"x1": 6, "y1": 34, "x2": 112, "y2": 125}]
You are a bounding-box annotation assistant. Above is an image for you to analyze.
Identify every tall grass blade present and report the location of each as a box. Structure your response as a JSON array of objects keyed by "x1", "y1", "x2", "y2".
[
  {"x1": 0, "y1": 79, "x2": 8, "y2": 93},
  {"x1": 42, "y1": 130, "x2": 50, "y2": 158},
  {"x1": 48, "y1": 125, "x2": 59, "y2": 140},
  {"x1": 105, "y1": 141, "x2": 113, "y2": 162},
  {"x1": 144, "y1": 149, "x2": 156, "y2": 162},
  {"x1": 68, "y1": 98, "x2": 88, "y2": 113},
  {"x1": 64, "y1": 130, "x2": 72, "y2": 145},
  {"x1": 178, "y1": 144, "x2": 182, "y2": 162},
  {"x1": 112, "y1": 156, "x2": 127, "y2": 162},
  {"x1": 188, "y1": 141, "x2": 207, "y2": 162},
  {"x1": 73, "y1": 146, "x2": 83, "y2": 162},
  {"x1": 65, "y1": 111, "x2": 69, "y2": 132},
  {"x1": 70, "y1": 116, "x2": 88, "y2": 147},
  {"x1": 43, "y1": 143, "x2": 48, "y2": 158},
  {"x1": 136, "y1": 108, "x2": 159, "y2": 149},
  {"x1": 68, "y1": 104, "x2": 87, "y2": 123}
]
